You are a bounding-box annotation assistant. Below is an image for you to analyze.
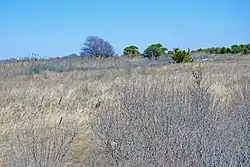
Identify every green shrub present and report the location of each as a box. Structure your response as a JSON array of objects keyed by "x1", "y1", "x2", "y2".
[{"x1": 171, "y1": 48, "x2": 193, "y2": 63}]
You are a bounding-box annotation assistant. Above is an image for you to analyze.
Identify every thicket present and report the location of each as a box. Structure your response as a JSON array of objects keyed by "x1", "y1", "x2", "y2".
[
  {"x1": 192, "y1": 44, "x2": 250, "y2": 54},
  {"x1": 86, "y1": 65, "x2": 250, "y2": 166}
]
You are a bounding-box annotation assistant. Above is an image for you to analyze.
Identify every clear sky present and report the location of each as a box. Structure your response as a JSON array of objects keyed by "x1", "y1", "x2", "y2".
[{"x1": 0, "y1": 0, "x2": 249, "y2": 59}]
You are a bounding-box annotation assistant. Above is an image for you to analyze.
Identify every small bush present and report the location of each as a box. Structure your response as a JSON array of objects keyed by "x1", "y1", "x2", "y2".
[{"x1": 171, "y1": 48, "x2": 193, "y2": 63}]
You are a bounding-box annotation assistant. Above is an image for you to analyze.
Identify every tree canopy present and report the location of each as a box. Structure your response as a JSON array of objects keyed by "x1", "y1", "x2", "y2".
[
  {"x1": 123, "y1": 45, "x2": 140, "y2": 56},
  {"x1": 143, "y1": 43, "x2": 168, "y2": 59},
  {"x1": 80, "y1": 36, "x2": 116, "y2": 57}
]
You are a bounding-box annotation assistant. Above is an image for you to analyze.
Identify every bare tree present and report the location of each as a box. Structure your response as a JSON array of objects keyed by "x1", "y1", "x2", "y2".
[{"x1": 80, "y1": 36, "x2": 116, "y2": 57}]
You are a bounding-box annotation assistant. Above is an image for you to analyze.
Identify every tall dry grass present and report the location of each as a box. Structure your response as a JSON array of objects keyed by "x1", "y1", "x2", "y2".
[{"x1": 0, "y1": 56, "x2": 250, "y2": 166}]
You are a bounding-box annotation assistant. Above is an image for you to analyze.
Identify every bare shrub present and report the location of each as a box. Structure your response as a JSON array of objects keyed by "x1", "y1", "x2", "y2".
[
  {"x1": 1, "y1": 56, "x2": 250, "y2": 167},
  {"x1": 87, "y1": 69, "x2": 250, "y2": 166},
  {"x1": 1, "y1": 119, "x2": 78, "y2": 167}
]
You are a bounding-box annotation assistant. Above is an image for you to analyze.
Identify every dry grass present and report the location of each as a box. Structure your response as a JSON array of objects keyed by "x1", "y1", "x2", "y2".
[{"x1": 0, "y1": 55, "x2": 250, "y2": 166}]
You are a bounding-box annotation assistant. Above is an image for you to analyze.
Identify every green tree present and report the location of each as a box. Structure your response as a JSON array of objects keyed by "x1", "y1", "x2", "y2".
[
  {"x1": 123, "y1": 45, "x2": 140, "y2": 55},
  {"x1": 226, "y1": 48, "x2": 231, "y2": 53},
  {"x1": 144, "y1": 43, "x2": 168, "y2": 59},
  {"x1": 231, "y1": 45, "x2": 239, "y2": 54},
  {"x1": 171, "y1": 48, "x2": 193, "y2": 63},
  {"x1": 220, "y1": 47, "x2": 227, "y2": 54},
  {"x1": 214, "y1": 47, "x2": 221, "y2": 54},
  {"x1": 208, "y1": 47, "x2": 216, "y2": 54},
  {"x1": 192, "y1": 43, "x2": 250, "y2": 55},
  {"x1": 197, "y1": 48, "x2": 203, "y2": 52},
  {"x1": 243, "y1": 47, "x2": 250, "y2": 54}
]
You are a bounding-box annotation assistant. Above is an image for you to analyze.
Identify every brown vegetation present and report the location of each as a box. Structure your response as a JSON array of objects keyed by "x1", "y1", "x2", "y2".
[{"x1": 0, "y1": 55, "x2": 250, "y2": 166}]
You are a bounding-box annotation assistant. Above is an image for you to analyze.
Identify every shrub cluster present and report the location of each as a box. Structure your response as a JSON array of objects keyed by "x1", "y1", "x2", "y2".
[{"x1": 192, "y1": 44, "x2": 250, "y2": 54}]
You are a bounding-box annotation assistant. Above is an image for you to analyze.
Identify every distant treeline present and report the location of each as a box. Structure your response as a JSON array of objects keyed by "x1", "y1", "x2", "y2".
[
  {"x1": 1, "y1": 38, "x2": 250, "y2": 64},
  {"x1": 192, "y1": 44, "x2": 250, "y2": 54}
]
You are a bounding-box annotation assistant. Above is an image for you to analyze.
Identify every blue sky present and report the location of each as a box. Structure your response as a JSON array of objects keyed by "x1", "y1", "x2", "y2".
[{"x1": 0, "y1": 0, "x2": 249, "y2": 59}]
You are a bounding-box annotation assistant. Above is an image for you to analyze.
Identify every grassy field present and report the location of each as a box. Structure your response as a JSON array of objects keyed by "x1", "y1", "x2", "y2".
[{"x1": 0, "y1": 55, "x2": 250, "y2": 166}]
